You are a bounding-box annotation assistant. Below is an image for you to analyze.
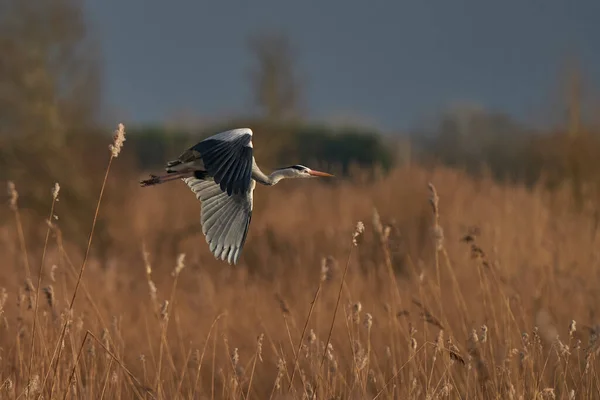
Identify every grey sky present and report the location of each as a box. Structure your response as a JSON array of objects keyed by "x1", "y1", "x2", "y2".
[{"x1": 83, "y1": 0, "x2": 599, "y2": 132}]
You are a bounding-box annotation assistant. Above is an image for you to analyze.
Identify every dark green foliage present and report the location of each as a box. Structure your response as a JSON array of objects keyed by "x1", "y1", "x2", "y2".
[
  {"x1": 129, "y1": 120, "x2": 397, "y2": 177},
  {"x1": 289, "y1": 125, "x2": 395, "y2": 174},
  {"x1": 126, "y1": 127, "x2": 195, "y2": 170}
]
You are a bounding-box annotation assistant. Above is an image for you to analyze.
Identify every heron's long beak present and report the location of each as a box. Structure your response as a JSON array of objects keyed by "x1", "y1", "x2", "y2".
[{"x1": 308, "y1": 169, "x2": 335, "y2": 177}]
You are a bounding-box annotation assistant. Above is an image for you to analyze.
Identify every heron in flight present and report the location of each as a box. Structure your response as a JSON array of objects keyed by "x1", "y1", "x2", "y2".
[{"x1": 140, "y1": 128, "x2": 334, "y2": 264}]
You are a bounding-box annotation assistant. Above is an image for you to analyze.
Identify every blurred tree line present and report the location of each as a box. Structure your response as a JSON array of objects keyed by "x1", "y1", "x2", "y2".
[
  {"x1": 410, "y1": 67, "x2": 600, "y2": 213},
  {"x1": 2, "y1": 0, "x2": 600, "y2": 266}
]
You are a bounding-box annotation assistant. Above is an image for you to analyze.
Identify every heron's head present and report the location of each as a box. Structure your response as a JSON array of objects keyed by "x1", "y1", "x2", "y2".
[{"x1": 280, "y1": 164, "x2": 335, "y2": 179}]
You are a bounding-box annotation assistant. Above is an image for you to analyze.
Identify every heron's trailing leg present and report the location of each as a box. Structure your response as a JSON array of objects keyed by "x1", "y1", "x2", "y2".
[{"x1": 139, "y1": 170, "x2": 193, "y2": 187}]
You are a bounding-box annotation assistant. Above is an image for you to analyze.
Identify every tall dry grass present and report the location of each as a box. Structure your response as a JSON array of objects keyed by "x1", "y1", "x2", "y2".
[{"x1": 1, "y1": 129, "x2": 599, "y2": 399}]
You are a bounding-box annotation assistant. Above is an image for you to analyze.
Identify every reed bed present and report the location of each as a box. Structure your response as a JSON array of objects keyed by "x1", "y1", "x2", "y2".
[{"x1": 0, "y1": 126, "x2": 599, "y2": 399}]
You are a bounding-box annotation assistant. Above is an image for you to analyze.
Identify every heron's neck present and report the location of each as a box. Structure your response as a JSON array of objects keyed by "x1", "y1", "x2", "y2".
[{"x1": 252, "y1": 167, "x2": 294, "y2": 186}]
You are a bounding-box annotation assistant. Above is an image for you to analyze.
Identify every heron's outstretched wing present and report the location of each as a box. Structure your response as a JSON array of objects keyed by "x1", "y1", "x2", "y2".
[
  {"x1": 184, "y1": 128, "x2": 254, "y2": 196},
  {"x1": 182, "y1": 177, "x2": 254, "y2": 265}
]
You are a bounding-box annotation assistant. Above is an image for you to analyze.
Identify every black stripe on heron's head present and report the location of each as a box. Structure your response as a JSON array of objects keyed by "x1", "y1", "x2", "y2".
[{"x1": 281, "y1": 165, "x2": 308, "y2": 171}]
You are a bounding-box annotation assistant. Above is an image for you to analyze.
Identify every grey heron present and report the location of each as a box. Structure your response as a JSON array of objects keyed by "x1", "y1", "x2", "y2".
[{"x1": 140, "y1": 127, "x2": 334, "y2": 264}]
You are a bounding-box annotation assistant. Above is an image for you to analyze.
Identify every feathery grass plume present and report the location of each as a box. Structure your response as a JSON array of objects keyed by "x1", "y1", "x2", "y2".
[
  {"x1": 434, "y1": 329, "x2": 444, "y2": 354},
  {"x1": 467, "y1": 328, "x2": 491, "y2": 387},
  {"x1": 428, "y1": 182, "x2": 444, "y2": 250},
  {"x1": 42, "y1": 286, "x2": 55, "y2": 309},
  {"x1": 555, "y1": 336, "x2": 570, "y2": 357},
  {"x1": 480, "y1": 325, "x2": 488, "y2": 343},
  {"x1": 274, "y1": 358, "x2": 286, "y2": 391},
  {"x1": 109, "y1": 123, "x2": 126, "y2": 158},
  {"x1": 75, "y1": 315, "x2": 84, "y2": 332},
  {"x1": 24, "y1": 278, "x2": 35, "y2": 310},
  {"x1": 352, "y1": 221, "x2": 365, "y2": 246},
  {"x1": 50, "y1": 265, "x2": 57, "y2": 282},
  {"x1": 354, "y1": 340, "x2": 368, "y2": 371},
  {"x1": 372, "y1": 206, "x2": 384, "y2": 243},
  {"x1": 364, "y1": 313, "x2": 373, "y2": 331},
  {"x1": 160, "y1": 300, "x2": 169, "y2": 323},
  {"x1": 101, "y1": 327, "x2": 111, "y2": 360},
  {"x1": 569, "y1": 320, "x2": 576, "y2": 338},
  {"x1": 407, "y1": 323, "x2": 418, "y2": 361},
  {"x1": 440, "y1": 382, "x2": 453, "y2": 397},
  {"x1": 88, "y1": 339, "x2": 96, "y2": 359},
  {"x1": 0, "y1": 288, "x2": 7, "y2": 317},
  {"x1": 320, "y1": 256, "x2": 331, "y2": 282},
  {"x1": 7, "y1": 181, "x2": 18, "y2": 211},
  {"x1": 446, "y1": 336, "x2": 465, "y2": 366},
  {"x1": 503, "y1": 348, "x2": 519, "y2": 366},
  {"x1": 172, "y1": 253, "x2": 186, "y2": 277},
  {"x1": 142, "y1": 244, "x2": 159, "y2": 312},
  {"x1": 351, "y1": 301, "x2": 362, "y2": 325},
  {"x1": 4, "y1": 378, "x2": 13, "y2": 394},
  {"x1": 26, "y1": 374, "x2": 40, "y2": 397},
  {"x1": 308, "y1": 329, "x2": 316, "y2": 345},
  {"x1": 231, "y1": 347, "x2": 243, "y2": 378},
  {"x1": 541, "y1": 388, "x2": 556, "y2": 399},
  {"x1": 52, "y1": 182, "x2": 60, "y2": 200}
]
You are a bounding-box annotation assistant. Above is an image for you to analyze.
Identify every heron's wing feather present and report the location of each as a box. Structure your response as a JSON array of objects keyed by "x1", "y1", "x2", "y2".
[
  {"x1": 183, "y1": 177, "x2": 254, "y2": 265},
  {"x1": 188, "y1": 128, "x2": 253, "y2": 196}
]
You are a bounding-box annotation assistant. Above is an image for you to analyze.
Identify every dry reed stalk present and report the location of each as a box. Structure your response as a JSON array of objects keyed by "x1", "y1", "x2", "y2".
[
  {"x1": 191, "y1": 313, "x2": 224, "y2": 398},
  {"x1": 211, "y1": 317, "x2": 219, "y2": 400},
  {"x1": 64, "y1": 330, "x2": 149, "y2": 400},
  {"x1": 287, "y1": 260, "x2": 326, "y2": 393},
  {"x1": 319, "y1": 221, "x2": 363, "y2": 371},
  {"x1": 155, "y1": 253, "x2": 186, "y2": 395},
  {"x1": 39, "y1": 123, "x2": 125, "y2": 399},
  {"x1": 7, "y1": 181, "x2": 32, "y2": 278},
  {"x1": 372, "y1": 206, "x2": 406, "y2": 382},
  {"x1": 27, "y1": 182, "x2": 60, "y2": 392},
  {"x1": 372, "y1": 342, "x2": 427, "y2": 400},
  {"x1": 174, "y1": 346, "x2": 193, "y2": 397},
  {"x1": 428, "y1": 183, "x2": 444, "y2": 307},
  {"x1": 245, "y1": 333, "x2": 264, "y2": 399}
]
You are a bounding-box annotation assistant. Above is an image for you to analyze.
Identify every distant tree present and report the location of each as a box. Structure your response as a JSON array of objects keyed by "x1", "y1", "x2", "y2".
[
  {"x1": 247, "y1": 31, "x2": 303, "y2": 123},
  {"x1": 0, "y1": 0, "x2": 110, "y2": 260},
  {"x1": 413, "y1": 105, "x2": 532, "y2": 182},
  {"x1": 0, "y1": 0, "x2": 102, "y2": 144}
]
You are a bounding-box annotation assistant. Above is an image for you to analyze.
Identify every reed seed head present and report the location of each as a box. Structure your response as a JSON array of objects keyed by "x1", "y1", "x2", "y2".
[
  {"x1": 352, "y1": 301, "x2": 362, "y2": 324},
  {"x1": 352, "y1": 221, "x2": 365, "y2": 246},
  {"x1": 480, "y1": 325, "x2": 488, "y2": 343},
  {"x1": 274, "y1": 358, "x2": 286, "y2": 390},
  {"x1": 308, "y1": 329, "x2": 316, "y2": 345},
  {"x1": 42, "y1": 286, "x2": 55, "y2": 309},
  {"x1": 364, "y1": 313, "x2": 373, "y2": 331},
  {"x1": 7, "y1": 181, "x2": 18, "y2": 211},
  {"x1": 0, "y1": 288, "x2": 7, "y2": 315},
  {"x1": 569, "y1": 320, "x2": 576, "y2": 337},
  {"x1": 50, "y1": 265, "x2": 57, "y2": 282},
  {"x1": 231, "y1": 347, "x2": 239, "y2": 368},
  {"x1": 52, "y1": 182, "x2": 60, "y2": 200},
  {"x1": 256, "y1": 333, "x2": 264, "y2": 362},
  {"x1": 109, "y1": 123, "x2": 126, "y2": 158},
  {"x1": 160, "y1": 300, "x2": 169, "y2": 322},
  {"x1": 428, "y1": 182, "x2": 439, "y2": 215}
]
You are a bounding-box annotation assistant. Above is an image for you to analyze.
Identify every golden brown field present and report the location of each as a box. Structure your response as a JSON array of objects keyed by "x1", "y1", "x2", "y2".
[{"x1": 1, "y1": 129, "x2": 600, "y2": 399}]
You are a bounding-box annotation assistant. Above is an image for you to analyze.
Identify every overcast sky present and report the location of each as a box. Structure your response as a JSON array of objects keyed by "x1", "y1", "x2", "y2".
[{"x1": 83, "y1": 0, "x2": 599, "y2": 132}]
